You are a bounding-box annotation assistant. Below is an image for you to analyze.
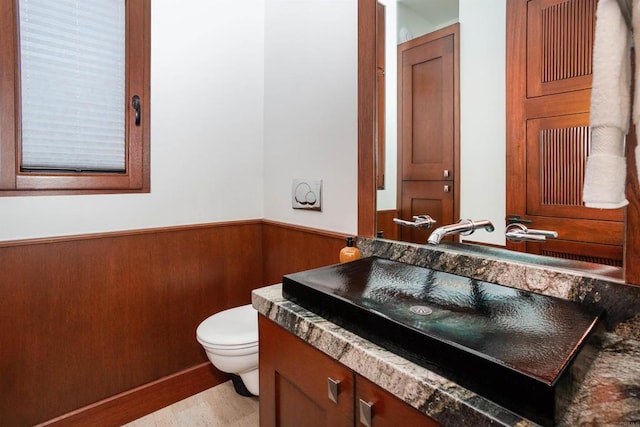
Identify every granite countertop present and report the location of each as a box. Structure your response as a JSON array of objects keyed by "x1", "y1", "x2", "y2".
[{"x1": 252, "y1": 284, "x2": 640, "y2": 427}]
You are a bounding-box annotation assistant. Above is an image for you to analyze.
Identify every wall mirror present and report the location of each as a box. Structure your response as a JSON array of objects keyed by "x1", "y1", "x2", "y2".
[{"x1": 358, "y1": 0, "x2": 640, "y2": 284}]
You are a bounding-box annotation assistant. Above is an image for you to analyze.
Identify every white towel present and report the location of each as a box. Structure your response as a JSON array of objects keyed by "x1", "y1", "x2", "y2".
[
  {"x1": 583, "y1": 0, "x2": 632, "y2": 208},
  {"x1": 633, "y1": 0, "x2": 640, "y2": 181}
]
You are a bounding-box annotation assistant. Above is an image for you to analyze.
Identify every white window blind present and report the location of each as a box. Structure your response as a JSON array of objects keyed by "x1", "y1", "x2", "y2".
[{"x1": 19, "y1": 0, "x2": 126, "y2": 172}]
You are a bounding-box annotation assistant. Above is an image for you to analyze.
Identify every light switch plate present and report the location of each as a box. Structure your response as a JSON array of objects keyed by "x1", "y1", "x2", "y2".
[{"x1": 292, "y1": 179, "x2": 322, "y2": 211}]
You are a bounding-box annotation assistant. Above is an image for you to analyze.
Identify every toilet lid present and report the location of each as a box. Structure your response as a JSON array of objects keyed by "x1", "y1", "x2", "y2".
[{"x1": 196, "y1": 304, "x2": 258, "y2": 347}]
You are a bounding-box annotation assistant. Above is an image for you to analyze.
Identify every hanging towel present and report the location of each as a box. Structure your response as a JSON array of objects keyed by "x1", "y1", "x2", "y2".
[
  {"x1": 583, "y1": 0, "x2": 632, "y2": 208},
  {"x1": 633, "y1": 0, "x2": 640, "y2": 182}
]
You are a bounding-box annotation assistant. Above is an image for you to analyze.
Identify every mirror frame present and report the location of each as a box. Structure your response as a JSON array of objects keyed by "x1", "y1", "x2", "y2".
[{"x1": 358, "y1": 0, "x2": 376, "y2": 237}]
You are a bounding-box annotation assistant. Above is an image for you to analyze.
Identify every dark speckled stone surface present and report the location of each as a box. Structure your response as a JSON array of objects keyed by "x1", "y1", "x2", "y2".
[
  {"x1": 253, "y1": 285, "x2": 640, "y2": 427},
  {"x1": 253, "y1": 238, "x2": 640, "y2": 426},
  {"x1": 357, "y1": 238, "x2": 640, "y2": 339}
]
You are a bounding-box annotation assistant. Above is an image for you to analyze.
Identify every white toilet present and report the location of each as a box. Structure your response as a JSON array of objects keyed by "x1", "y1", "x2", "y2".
[{"x1": 196, "y1": 304, "x2": 259, "y2": 396}]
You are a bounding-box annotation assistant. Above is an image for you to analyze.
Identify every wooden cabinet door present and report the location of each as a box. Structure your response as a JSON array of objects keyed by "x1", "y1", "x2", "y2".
[
  {"x1": 506, "y1": 0, "x2": 624, "y2": 266},
  {"x1": 355, "y1": 375, "x2": 441, "y2": 427},
  {"x1": 259, "y1": 315, "x2": 353, "y2": 427},
  {"x1": 526, "y1": 0, "x2": 595, "y2": 97},
  {"x1": 523, "y1": 113, "x2": 623, "y2": 265}
]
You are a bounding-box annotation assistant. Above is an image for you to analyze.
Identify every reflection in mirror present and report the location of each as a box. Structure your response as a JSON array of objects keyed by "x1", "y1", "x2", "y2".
[
  {"x1": 361, "y1": 0, "x2": 637, "y2": 282},
  {"x1": 375, "y1": 0, "x2": 505, "y2": 248}
]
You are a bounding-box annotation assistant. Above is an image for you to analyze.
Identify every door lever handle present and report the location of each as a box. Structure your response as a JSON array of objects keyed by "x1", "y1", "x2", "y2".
[
  {"x1": 132, "y1": 95, "x2": 141, "y2": 126},
  {"x1": 393, "y1": 214, "x2": 436, "y2": 230},
  {"x1": 505, "y1": 223, "x2": 558, "y2": 242}
]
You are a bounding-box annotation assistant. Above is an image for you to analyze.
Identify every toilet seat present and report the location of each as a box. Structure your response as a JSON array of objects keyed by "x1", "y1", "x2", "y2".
[{"x1": 196, "y1": 304, "x2": 258, "y2": 348}]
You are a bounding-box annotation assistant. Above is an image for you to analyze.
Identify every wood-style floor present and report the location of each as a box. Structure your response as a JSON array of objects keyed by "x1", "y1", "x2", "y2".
[{"x1": 123, "y1": 381, "x2": 259, "y2": 426}]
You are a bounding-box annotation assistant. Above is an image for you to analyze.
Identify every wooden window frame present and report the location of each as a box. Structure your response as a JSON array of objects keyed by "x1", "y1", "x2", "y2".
[{"x1": 0, "y1": 0, "x2": 150, "y2": 196}]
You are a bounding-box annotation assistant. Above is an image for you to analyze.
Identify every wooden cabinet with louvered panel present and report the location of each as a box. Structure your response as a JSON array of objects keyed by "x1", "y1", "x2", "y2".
[{"x1": 507, "y1": 0, "x2": 624, "y2": 266}]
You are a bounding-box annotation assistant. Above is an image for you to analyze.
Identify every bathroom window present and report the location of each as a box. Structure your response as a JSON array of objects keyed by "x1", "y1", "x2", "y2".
[{"x1": 0, "y1": 0, "x2": 150, "y2": 196}]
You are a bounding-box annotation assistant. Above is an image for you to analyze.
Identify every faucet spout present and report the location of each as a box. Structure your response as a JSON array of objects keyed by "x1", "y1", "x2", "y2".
[{"x1": 427, "y1": 219, "x2": 494, "y2": 245}]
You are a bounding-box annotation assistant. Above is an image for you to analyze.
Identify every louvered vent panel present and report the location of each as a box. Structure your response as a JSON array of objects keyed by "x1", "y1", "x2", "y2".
[
  {"x1": 541, "y1": 0, "x2": 595, "y2": 82},
  {"x1": 540, "y1": 126, "x2": 590, "y2": 206},
  {"x1": 540, "y1": 250, "x2": 623, "y2": 267}
]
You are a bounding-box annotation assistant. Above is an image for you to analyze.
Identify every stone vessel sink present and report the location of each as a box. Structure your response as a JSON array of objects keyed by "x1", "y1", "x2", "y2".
[{"x1": 282, "y1": 257, "x2": 603, "y2": 426}]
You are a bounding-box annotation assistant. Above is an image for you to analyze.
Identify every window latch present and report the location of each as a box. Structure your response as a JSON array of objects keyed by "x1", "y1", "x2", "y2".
[{"x1": 132, "y1": 95, "x2": 141, "y2": 126}]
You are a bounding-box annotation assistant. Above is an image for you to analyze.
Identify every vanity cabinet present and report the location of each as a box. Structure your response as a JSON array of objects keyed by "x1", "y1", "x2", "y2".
[{"x1": 259, "y1": 315, "x2": 441, "y2": 427}]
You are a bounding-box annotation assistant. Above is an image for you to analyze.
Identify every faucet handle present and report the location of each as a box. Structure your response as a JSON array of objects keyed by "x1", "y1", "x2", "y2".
[
  {"x1": 505, "y1": 223, "x2": 558, "y2": 242},
  {"x1": 393, "y1": 214, "x2": 436, "y2": 230}
]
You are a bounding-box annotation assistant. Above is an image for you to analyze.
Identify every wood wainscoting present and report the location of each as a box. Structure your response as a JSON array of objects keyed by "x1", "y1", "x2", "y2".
[
  {"x1": 376, "y1": 210, "x2": 399, "y2": 241},
  {"x1": 262, "y1": 220, "x2": 347, "y2": 286},
  {"x1": 0, "y1": 220, "x2": 347, "y2": 426}
]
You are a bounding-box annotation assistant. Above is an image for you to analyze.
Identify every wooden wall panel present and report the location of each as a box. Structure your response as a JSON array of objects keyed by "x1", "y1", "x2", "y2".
[
  {"x1": 0, "y1": 219, "x2": 346, "y2": 425},
  {"x1": 262, "y1": 220, "x2": 347, "y2": 286},
  {"x1": 0, "y1": 221, "x2": 263, "y2": 427},
  {"x1": 376, "y1": 209, "x2": 399, "y2": 240}
]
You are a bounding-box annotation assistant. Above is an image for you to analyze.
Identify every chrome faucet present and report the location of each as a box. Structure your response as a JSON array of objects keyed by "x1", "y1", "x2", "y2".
[
  {"x1": 393, "y1": 214, "x2": 437, "y2": 230},
  {"x1": 505, "y1": 223, "x2": 558, "y2": 242},
  {"x1": 427, "y1": 219, "x2": 495, "y2": 245}
]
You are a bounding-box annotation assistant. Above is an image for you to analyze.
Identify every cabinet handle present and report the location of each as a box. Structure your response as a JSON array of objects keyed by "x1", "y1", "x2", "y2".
[
  {"x1": 359, "y1": 399, "x2": 374, "y2": 427},
  {"x1": 443, "y1": 169, "x2": 450, "y2": 178},
  {"x1": 327, "y1": 377, "x2": 340, "y2": 404},
  {"x1": 444, "y1": 185, "x2": 450, "y2": 193}
]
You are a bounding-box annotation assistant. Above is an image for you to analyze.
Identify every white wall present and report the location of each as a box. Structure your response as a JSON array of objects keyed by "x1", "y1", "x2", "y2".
[
  {"x1": 459, "y1": 0, "x2": 506, "y2": 245},
  {"x1": 397, "y1": 2, "x2": 434, "y2": 41},
  {"x1": 0, "y1": 1, "x2": 267, "y2": 241},
  {"x1": 0, "y1": 0, "x2": 360, "y2": 242},
  {"x1": 262, "y1": 0, "x2": 359, "y2": 235}
]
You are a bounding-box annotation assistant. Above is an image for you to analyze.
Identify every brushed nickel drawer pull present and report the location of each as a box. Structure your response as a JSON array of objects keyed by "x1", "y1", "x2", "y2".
[
  {"x1": 359, "y1": 399, "x2": 374, "y2": 427},
  {"x1": 327, "y1": 377, "x2": 340, "y2": 404}
]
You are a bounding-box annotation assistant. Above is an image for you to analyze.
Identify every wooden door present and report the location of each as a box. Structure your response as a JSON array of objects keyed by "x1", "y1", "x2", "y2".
[
  {"x1": 397, "y1": 24, "x2": 459, "y2": 244},
  {"x1": 399, "y1": 30, "x2": 455, "y2": 181},
  {"x1": 506, "y1": 0, "x2": 624, "y2": 266},
  {"x1": 259, "y1": 316, "x2": 353, "y2": 427},
  {"x1": 400, "y1": 181, "x2": 453, "y2": 244}
]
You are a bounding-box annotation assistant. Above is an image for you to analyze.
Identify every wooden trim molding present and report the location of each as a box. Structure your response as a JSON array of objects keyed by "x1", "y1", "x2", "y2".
[
  {"x1": 358, "y1": 0, "x2": 377, "y2": 237},
  {"x1": 38, "y1": 363, "x2": 228, "y2": 427},
  {"x1": 261, "y1": 219, "x2": 348, "y2": 241},
  {"x1": 0, "y1": 219, "x2": 264, "y2": 248}
]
